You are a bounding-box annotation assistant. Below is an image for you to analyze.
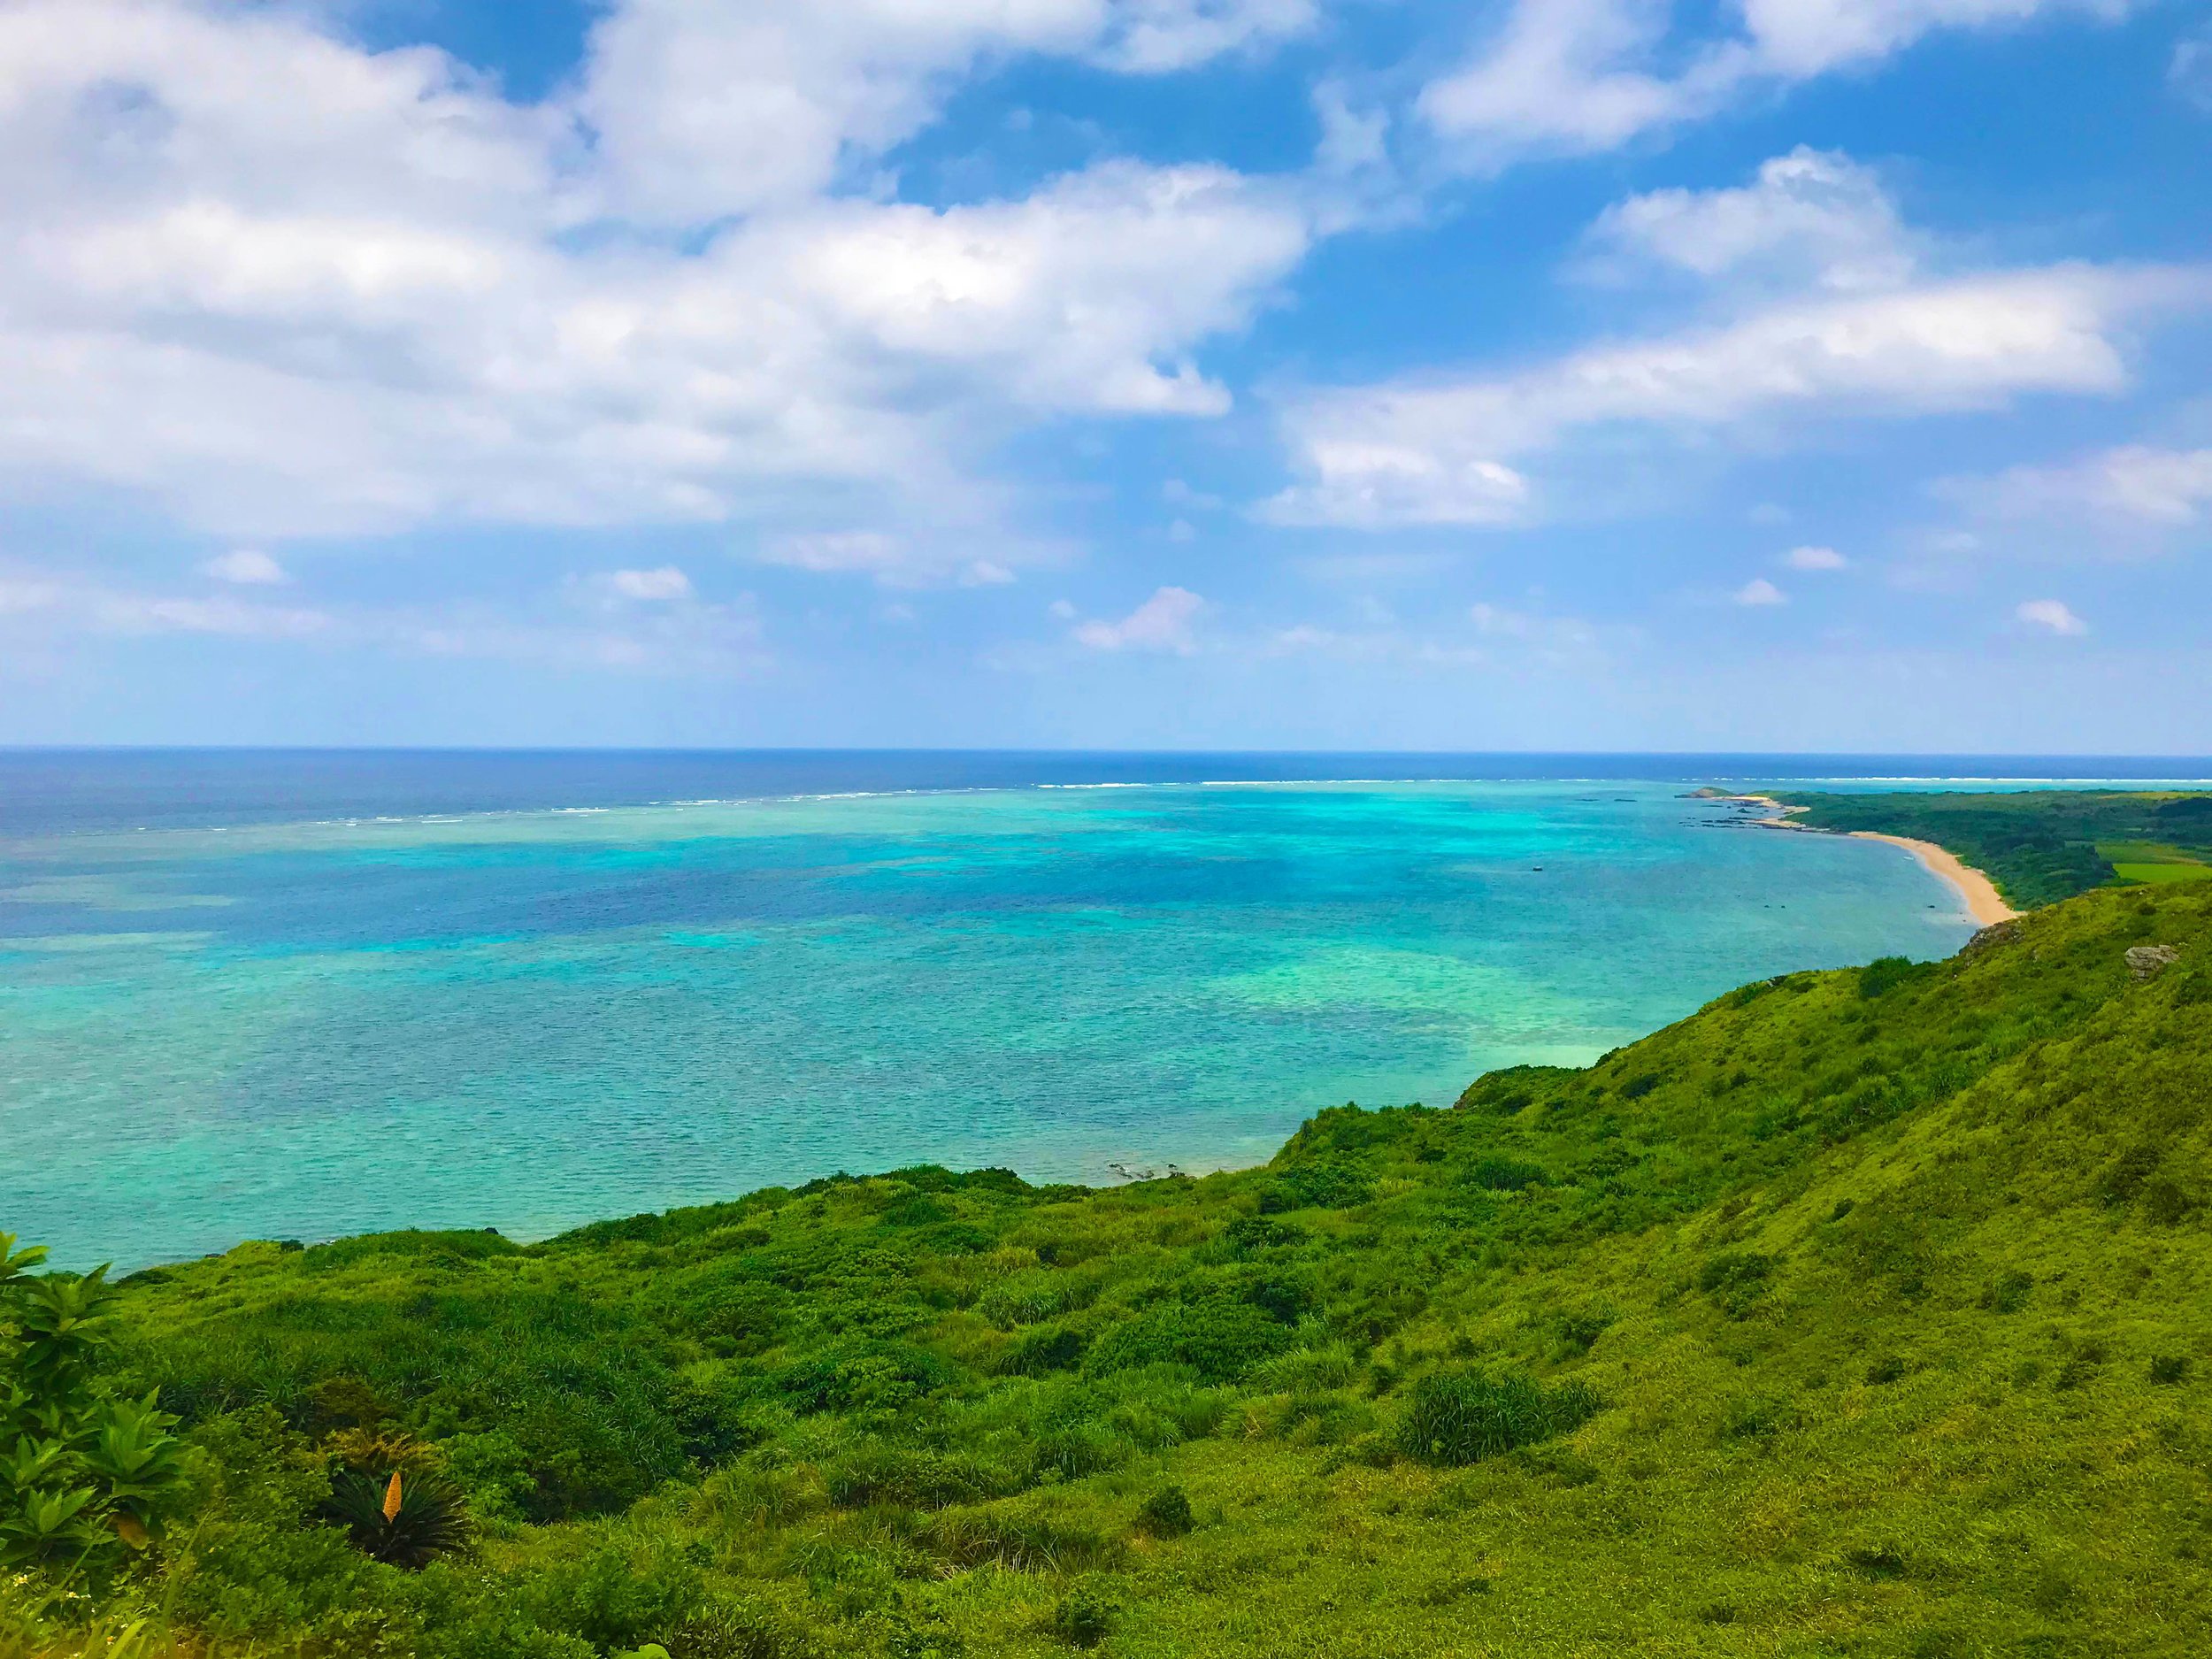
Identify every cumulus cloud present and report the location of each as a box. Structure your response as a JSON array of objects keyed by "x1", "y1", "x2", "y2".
[
  {"x1": 1734, "y1": 577, "x2": 1788, "y2": 605},
  {"x1": 1579, "y1": 148, "x2": 1915, "y2": 292},
  {"x1": 201, "y1": 549, "x2": 288, "y2": 585},
  {"x1": 603, "y1": 566, "x2": 695, "y2": 601},
  {"x1": 1266, "y1": 265, "x2": 2177, "y2": 528},
  {"x1": 1421, "y1": 0, "x2": 2127, "y2": 163},
  {"x1": 1073, "y1": 586, "x2": 1207, "y2": 651},
  {"x1": 2016, "y1": 598, "x2": 2088, "y2": 634},
  {"x1": 759, "y1": 532, "x2": 1026, "y2": 588},
  {"x1": 1785, "y1": 545, "x2": 1848, "y2": 570},
  {"x1": 1945, "y1": 444, "x2": 2212, "y2": 527},
  {"x1": 578, "y1": 0, "x2": 1317, "y2": 224},
  {"x1": 0, "y1": 560, "x2": 765, "y2": 674},
  {"x1": 0, "y1": 568, "x2": 327, "y2": 638},
  {"x1": 2176, "y1": 24, "x2": 2212, "y2": 111},
  {"x1": 0, "y1": 1, "x2": 1314, "y2": 546},
  {"x1": 1264, "y1": 147, "x2": 2205, "y2": 531}
]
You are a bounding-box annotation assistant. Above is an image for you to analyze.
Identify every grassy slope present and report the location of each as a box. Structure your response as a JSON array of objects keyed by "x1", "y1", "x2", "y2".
[
  {"x1": 1769, "y1": 791, "x2": 2212, "y2": 907},
  {"x1": 12, "y1": 883, "x2": 2212, "y2": 1658}
]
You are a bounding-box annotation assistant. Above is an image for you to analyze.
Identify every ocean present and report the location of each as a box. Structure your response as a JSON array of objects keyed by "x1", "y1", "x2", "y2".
[{"x1": 4, "y1": 750, "x2": 2205, "y2": 1269}]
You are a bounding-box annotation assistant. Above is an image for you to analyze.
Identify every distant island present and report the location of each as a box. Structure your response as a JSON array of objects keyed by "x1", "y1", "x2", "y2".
[{"x1": 4, "y1": 791, "x2": 2209, "y2": 1657}]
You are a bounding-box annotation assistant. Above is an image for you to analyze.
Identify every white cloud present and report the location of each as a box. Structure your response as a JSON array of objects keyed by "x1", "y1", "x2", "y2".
[
  {"x1": 603, "y1": 566, "x2": 695, "y2": 601},
  {"x1": 1580, "y1": 148, "x2": 1915, "y2": 292},
  {"x1": 0, "y1": 3, "x2": 1314, "y2": 545},
  {"x1": 1267, "y1": 265, "x2": 2179, "y2": 528},
  {"x1": 2016, "y1": 597, "x2": 2087, "y2": 634},
  {"x1": 202, "y1": 549, "x2": 288, "y2": 585},
  {"x1": 1421, "y1": 0, "x2": 2126, "y2": 162},
  {"x1": 0, "y1": 568, "x2": 327, "y2": 638},
  {"x1": 1468, "y1": 601, "x2": 1603, "y2": 655},
  {"x1": 1734, "y1": 577, "x2": 1788, "y2": 605},
  {"x1": 1947, "y1": 444, "x2": 2212, "y2": 527},
  {"x1": 577, "y1": 0, "x2": 1316, "y2": 224},
  {"x1": 1073, "y1": 585, "x2": 1206, "y2": 651},
  {"x1": 0, "y1": 560, "x2": 764, "y2": 672},
  {"x1": 1785, "y1": 545, "x2": 1848, "y2": 570},
  {"x1": 2176, "y1": 24, "x2": 2212, "y2": 111},
  {"x1": 759, "y1": 531, "x2": 1029, "y2": 588}
]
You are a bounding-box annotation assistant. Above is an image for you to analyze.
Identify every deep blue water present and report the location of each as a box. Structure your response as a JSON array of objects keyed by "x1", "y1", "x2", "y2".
[{"x1": 3, "y1": 751, "x2": 2204, "y2": 1268}]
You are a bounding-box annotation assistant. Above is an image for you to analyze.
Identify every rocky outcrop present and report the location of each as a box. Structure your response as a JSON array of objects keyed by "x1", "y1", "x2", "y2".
[{"x1": 2127, "y1": 944, "x2": 2182, "y2": 980}]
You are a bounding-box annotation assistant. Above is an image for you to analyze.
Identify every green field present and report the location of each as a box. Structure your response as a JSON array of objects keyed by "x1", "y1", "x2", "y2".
[
  {"x1": 7, "y1": 877, "x2": 2212, "y2": 1658},
  {"x1": 2099, "y1": 841, "x2": 2212, "y2": 887}
]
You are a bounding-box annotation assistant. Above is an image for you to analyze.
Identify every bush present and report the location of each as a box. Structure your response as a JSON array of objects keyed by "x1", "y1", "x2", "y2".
[
  {"x1": 1255, "y1": 1164, "x2": 1372, "y2": 1215},
  {"x1": 1136, "y1": 1485, "x2": 1193, "y2": 1538},
  {"x1": 1396, "y1": 1368, "x2": 1601, "y2": 1467},
  {"x1": 1, "y1": 1235, "x2": 193, "y2": 1580},
  {"x1": 1978, "y1": 1271, "x2": 2032, "y2": 1314},
  {"x1": 999, "y1": 1325, "x2": 1090, "y2": 1377},
  {"x1": 1698, "y1": 1252, "x2": 1778, "y2": 1317},
  {"x1": 1048, "y1": 1581, "x2": 1117, "y2": 1649},
  {"x1": 1085, "y1": 1298, "x2": 1293, "y2": 1384},
  {"x1": 1463, "y1": 1156, "x2": 1550, "y2": 1192},
  {"x1": 1857, "y1": 956, "x2": 1924, "y2": 999}
]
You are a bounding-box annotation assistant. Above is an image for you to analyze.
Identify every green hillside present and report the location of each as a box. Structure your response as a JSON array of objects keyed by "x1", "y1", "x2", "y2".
[
  {"x1": 7, "y1": 881, "x2": 2212, "y2": 1658},
  {"x1": 1769, "y1": 790, "x2": 2212, "y2": 907}
]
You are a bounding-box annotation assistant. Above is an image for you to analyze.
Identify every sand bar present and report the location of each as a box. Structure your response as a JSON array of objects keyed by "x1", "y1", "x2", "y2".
[{"x1": 1719, "y1": 794, "x2": 2019, "y2": 928}]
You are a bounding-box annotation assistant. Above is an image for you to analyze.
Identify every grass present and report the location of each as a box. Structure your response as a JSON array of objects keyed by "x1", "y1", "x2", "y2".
[
  {"x1": 8, "y1": 872, "x2": 2212, "y2": 1655},
  {"x1": 2100, "y1": 841, "x2": 2212, "y2": 887}
]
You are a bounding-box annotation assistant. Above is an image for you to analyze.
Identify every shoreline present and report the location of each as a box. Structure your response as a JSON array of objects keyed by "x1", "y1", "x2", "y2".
[{"x1": 1722, "y1": 794, "x2": 2019, "y2": 928}]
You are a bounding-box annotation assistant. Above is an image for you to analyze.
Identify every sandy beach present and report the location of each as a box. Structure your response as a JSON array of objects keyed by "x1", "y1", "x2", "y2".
[{"x1": 1723, "y1": 795, "x2": 2019, "y2": 928}]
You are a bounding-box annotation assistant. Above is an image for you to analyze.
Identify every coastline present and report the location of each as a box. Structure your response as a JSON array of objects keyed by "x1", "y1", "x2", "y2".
[{"x1": 1724, "y1": 794, "x2": 2020, "y2": 928}]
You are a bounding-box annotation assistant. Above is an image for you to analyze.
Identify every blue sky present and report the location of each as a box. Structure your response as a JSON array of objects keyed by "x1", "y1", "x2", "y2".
[{"x1": 1, "y1": 0, "x2": 2208, "y2": 750}]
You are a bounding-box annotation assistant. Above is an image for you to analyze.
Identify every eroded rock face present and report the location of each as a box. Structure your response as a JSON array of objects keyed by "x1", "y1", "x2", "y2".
[
  {"x1": 2127, "y1": 944, "x2": 2182, "y2": 980},
  {"x1": 1963, "y1": 920, "x2": 2023, "y2": 957}
]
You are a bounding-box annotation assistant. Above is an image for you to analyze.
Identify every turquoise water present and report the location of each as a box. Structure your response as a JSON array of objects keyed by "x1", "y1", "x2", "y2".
[{"x1": 1, "y1": 775, "x2": 1981, "y2": 1267}]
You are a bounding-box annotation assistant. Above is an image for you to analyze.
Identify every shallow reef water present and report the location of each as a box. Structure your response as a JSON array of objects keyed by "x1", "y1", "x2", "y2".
[{"x1": 0, "y1": 762, "x2": 1980, "y2": 1266}]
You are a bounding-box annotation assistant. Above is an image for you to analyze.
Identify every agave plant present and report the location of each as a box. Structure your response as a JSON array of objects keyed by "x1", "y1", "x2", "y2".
[{"x1": 321, "y1": 1465, "x2": 472, "y2": 1569}]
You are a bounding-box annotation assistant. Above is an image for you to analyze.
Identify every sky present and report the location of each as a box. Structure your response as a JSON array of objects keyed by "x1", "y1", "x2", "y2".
[{"x1": 1, "y1": 0, "x2": 2208, "y2": 752}]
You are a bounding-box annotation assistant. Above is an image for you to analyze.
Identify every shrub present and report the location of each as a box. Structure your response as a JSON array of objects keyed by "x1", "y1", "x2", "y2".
[
  {"x1": 1978, "y1": 1271, "x2": 2033, "y2": 1314},
  {"x1": 1463, "y1": 1156, "x2": 1550, "y2": 1192},
  {"x1": 1, "y1": 1235, "x2": 192, "y2": 1580},
  {"x1": 1720, "y1": 1394, "x2": 1800, "y2": 1441},
  {"x1": 1698, "y1": 1252, "x2": 1778, "y2": 1317},
  {"x1": 1857, "y1": 956, "x2": 1924, "y2": 999},
  {"x1": 667, "y1": 1597, "x2": 810, "y2": 1659},
  {"x1": 1136, "y1": 1485, "x2": 1193, "y2": 1538},
  {"x1": 999, "y1": 1325, "x2": 1090, "y2": 1378},
  {"x1": 2150, "y1": 1355, "x2": 2190, "y2": 1385},
  {"x1": 1221, "y1": 1217, "x2": 1304, "y2": 1256},
  {"x1": 1255, "y1": 1164, "x2": 1372, "y2": 1215},
  {"x1": 1551, "y1": 1310, "x2": 1611, "y2": 1356},
  {"x1": 1396, "y1": 1368, "x2": 1600, "y2": 1467},
  {"x1": 1048, "y1": 1581, "x2": 1117, "y2": 1649},
  {"x1": 1085, "y1": 1298, "x2": 1293, "y2": 1384}
]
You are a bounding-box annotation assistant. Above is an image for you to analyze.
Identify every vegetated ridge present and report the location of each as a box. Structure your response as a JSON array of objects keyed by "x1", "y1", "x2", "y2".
[
  {"x1": 1770, "y1": 789, "x2": 2212, "y2": 908},
  {"x1": 5, "y1": 890, "x2": 2212, "y2": 1655}
]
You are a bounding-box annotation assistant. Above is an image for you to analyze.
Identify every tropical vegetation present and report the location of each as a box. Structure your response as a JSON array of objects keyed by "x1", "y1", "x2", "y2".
[
  {"x1": 5, "y1": 819, "x2": 2211, "y2": 1655},
  {"x1": 1770, "y1": 788, "x2": 2212, "y2": 906}
]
